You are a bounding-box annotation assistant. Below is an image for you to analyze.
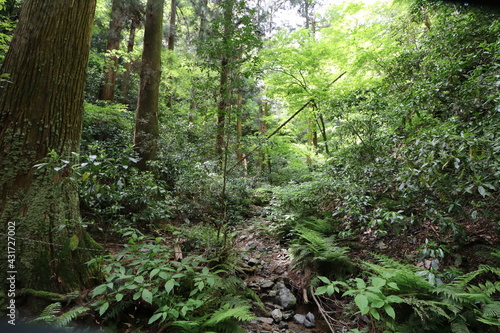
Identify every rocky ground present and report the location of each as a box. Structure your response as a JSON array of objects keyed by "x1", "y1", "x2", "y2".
[{"x1": 234, "y1": 214, "x2": 336, "y2": 333}]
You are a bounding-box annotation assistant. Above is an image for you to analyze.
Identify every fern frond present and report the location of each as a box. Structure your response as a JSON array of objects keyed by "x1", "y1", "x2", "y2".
[
  {"x1": 53, "y1": 306, "x2": 89, "y2": 327},
  {"x1": 403, "y1": 296, "x2": 453, "y2": 322},
  {"x1": 450, "y1": 265, "x2": 500, "y2": 289},
  {"x1": 31, "y1": 302, "x2": 61, "y2": 324},
  {"x1": 370, "y1": 253, "x2": 419, "y2": 272},
  {"x1": 481, "y1": 302, "x2": 500, "y2": 319},
  {"x1": 450, "y1": 316, "x2": 470, "y2": 333},
  {"x1": 104, "y1": 300, "x2": 134, "y2": 320},
  {"x1": 203, "y1": 304, "x2": 255, "y2": 327}
]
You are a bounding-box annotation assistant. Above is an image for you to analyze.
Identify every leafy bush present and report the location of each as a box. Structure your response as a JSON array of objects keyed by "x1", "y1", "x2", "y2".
[
  {"x1": 315, "y1": 254, "x2": 500, "y2": 332},
  {"x1": 81, "y1": 102, "x2": 133, "y2": 156},
  {"x1": 89, "y1": 231, "x2": 256, "y2": 332},
  {"x1": 77, "y1": 147, "x2": 175, "y2": 231}
]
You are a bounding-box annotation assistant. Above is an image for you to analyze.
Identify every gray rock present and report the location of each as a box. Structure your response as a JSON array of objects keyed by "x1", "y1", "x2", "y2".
[
  {"x1": 260, "y1": 279, "x2": 275, "y2": 289},
  {"x1": 282, "y1": 310, "x2": 294, "y2": 321},
  {"x1": 247, "y1": 258, "x2": 260, "y2": 266},
  {"x1": 275, "y1": 281, "x2": 297, "y2": 310},
  {"x1": 304, "y1": 318, "x2": 315, "y2": 328},
  {"x1": 271, "y1": 308, "x2": 283, "y2": 322},
  {"x1": 258, "y1": 317, "x2": 274, "y2": 325},
  {"x1": 293, "y1": 314, "x2": 306, "y2": 325},
  {"x1": 278, "y1": 321, "x2": 289, "y2": 329},
  {"x1": 305, "y1": 312, "x2": 315, "y2": 325}
]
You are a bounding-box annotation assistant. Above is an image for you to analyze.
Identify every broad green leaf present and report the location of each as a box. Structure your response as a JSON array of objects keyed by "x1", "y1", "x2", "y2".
[
  {"x1": 355, "y1": 294, "x2": 369, "y2": 314},
  {"x1": 134, "y1": 275, "x2": 144, "y2": 284},
  {"x1": 478, "y1": 185, "x2": 487, "y2": 197},
  {"x1": 327, "y1": 284, "x2": 336, "y2": 296},
  {"x1": 150, "y1": 268, "x2": 160, "y2": 279},
  {"x1": 315, "y1": 286, "x2": 329, "y2": 295},
  {"x1": 371, "y1": 277, "x2": 386, "y2": 288},
  {"x1": 148, "y1": 312, "x2": 163, "y2": 325},
  {"x1": 99, "y1": 302, "x2": 109, "y2": 316},
  {"x1": 159, "y1": 271, "x2": 169, "y2": 279},
  {"x1": 384, "y1": 304, "x2": 396, "y2": 319},
  {"x1": 370, "y1": 308, "x2": 381, "y2": 320},
  {"x1": 355, "y1": 278, "x2": 366, "y2": 290},
  {"x1": 318, "y1": 276, "x2": 331, "y2": 284},
  {"x1": 385, "y1": 295, "x2": 404, "y2": 303},
  {"x1": 165, "y1": 279, "x2": 175, "y2": 293},
  {"x1": 142, "y1": 288, "x2": 153, "y2": 304},
  {"x1": 115, "y1": 293, "x2": 124, "y2": 302},
  {"x1": 371, "y1": 299, "x2": 385, "y2": 308},
  {"x1": 387, "y1": 282, "x2": 399, "y2": 290},
  {"x1": 92, "y1": 284, "x2": 107, "y2": 297}
]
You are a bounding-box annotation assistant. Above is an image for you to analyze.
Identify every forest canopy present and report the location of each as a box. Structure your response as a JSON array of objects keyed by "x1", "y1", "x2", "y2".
[{"x1": 0, "y1": 0, "x2": 499, "y2": 332}]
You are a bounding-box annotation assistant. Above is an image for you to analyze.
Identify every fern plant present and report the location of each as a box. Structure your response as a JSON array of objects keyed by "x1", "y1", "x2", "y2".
[
  {"x1": 289, "y1": 224, "x2": 352, "y2": 278},
  {"x1": 31, "y1": 302, "x2": 89, "y2": 328},
  {"x1": 317, "y1": 253, "x2": 500, "y2": 332}
]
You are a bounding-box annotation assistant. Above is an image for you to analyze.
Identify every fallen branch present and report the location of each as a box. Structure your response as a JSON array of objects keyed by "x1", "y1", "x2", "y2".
[{"x1": 310, "y1": 285, "x2": 336, "y2": 333}]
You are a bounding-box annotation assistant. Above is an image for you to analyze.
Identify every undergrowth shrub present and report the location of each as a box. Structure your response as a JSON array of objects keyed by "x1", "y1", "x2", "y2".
[
  {"x1": 315, "y1": 253, "x2": 500, "y2": 332},
  {"x1": 174, "y1": 161, "x2": 252, "y2": 225},
  {"x1": 77, "y1": 147, "x2": 175, "y2": 232},
  {"x1": 89, "y1": 230, "x2": 258, "y2": 332},
  {"x1": 81, "y1": 102, "x2": 132, "y2": 156}
]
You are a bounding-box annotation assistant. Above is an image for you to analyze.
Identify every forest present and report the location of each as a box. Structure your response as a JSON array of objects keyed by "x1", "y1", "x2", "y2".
[{"x1": 0, "y1": 0, "x2": 499, "y2": 332}]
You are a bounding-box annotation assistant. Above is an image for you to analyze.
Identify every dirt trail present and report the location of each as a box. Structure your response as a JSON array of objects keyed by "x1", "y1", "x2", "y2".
[{"x1": 234, "y1": 212, "x2": 334, "y2": 333}]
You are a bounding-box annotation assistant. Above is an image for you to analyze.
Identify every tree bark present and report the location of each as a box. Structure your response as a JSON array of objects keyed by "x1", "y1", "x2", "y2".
[
  {"x1": 120, "y1": 18, "x2": 139, "y2": 104},
  {"x1": 215, "y1": 0, "x2": 235, "y2": 161},
  {"x1": 133, "y1": 0, "x2": 164, "y2": 171},
  {"x1": 167, "y1": 0, "x2": 176, "y2": 51},
  {"x1": 0, "y1": 0, "x2": 99, "y2": 292},
  {"x1": 99, "y1": 0, "x2": 123, "y2": 101}
]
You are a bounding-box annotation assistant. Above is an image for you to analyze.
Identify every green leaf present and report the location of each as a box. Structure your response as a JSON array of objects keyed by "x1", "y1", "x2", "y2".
[
  {"x1": 150, "y1": 268, "x2": 160, "y2": 279},
  {"x1": 99, "y1": 302, "x2": 109, "y2": 316},
  {"x1": 371, "y1": 299, "x2": 385, "y2": 308},
  {"x1": 370, "y1": 308, "x2": 381, "y2": 320},
  {"x1": 385, "y1": 295, "x2": 404, "y2": 303},
  {"x1": 165, "y1": 279, "x2": 175, "y2": 293},
  {"x1": 148, "y1": 312, "x2": 163, "y2": 325},
  {"x1": 478, "y1": 185, "x2": 487, "y2": 197},
  {"x1": 115, "y1": 293, "x2": 124, "y2": 302},
  {"x1": 69, "y1": 235, "x2": 79, "y2": 251},
  {"x1": 134, "y1": 275, "x2": 144, "y2": 284},
  {"x1": 315, "y1": 286, "x2": 329, "y2": 295},
  {"x1": 387, "y1": 282, "x2": 399, "y2": 290},
  {"x1": 355, "y1": 294, "x2": 369, "y2": 314},
  {"x1": 318, "y1": 276, "x2": 331, "y2": 284},
  {"x1": 384, "y1": 304, "x2": 396, "y2": 319},
  {"x1": 355, "y1": 278, "x2": 366, "y2": 290},
  {"x1": 142, "y1": 289, "x2": 153, "y2": 304},
  {"x1": 92, "y1": 284, "x2": 107, "y2": 297},
  {"x1": 371, "y1": 277, "x2": 386, "y2": 288},
  {"x1": 159, "y1": 271, "x2": 169, "y2": 279},
  {"x1": 327, "y1": 284, "x2": 337, "y2": 296}
]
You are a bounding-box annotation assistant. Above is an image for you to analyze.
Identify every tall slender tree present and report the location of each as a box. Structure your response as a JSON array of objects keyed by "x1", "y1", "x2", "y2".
[
  {"x1": 99, "y1": 0, "x2": 124, "y2": 101},
  {"x1": 133, "y1": 0, "x2": 164, "y2": 170},
  {"x1": 0, "y1": 0, "x2": 99, "y2": 291}
]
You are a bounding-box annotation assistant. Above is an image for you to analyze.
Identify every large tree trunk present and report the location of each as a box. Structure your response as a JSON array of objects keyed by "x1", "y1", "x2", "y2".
[
  {"x1": 133, "y1": 0, "x2": 164, "y2": 171},
  {"x1": 99, "y1": 0, "x2": 123, "y2": 101},
  {"x1": 0, "y1": 0, "x2": 99, "y2": 292}
]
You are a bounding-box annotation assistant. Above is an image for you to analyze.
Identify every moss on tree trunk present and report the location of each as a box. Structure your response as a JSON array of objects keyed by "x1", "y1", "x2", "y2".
[{"x1": 0, "y1": 0, "x2": 99, "y2": 293}]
